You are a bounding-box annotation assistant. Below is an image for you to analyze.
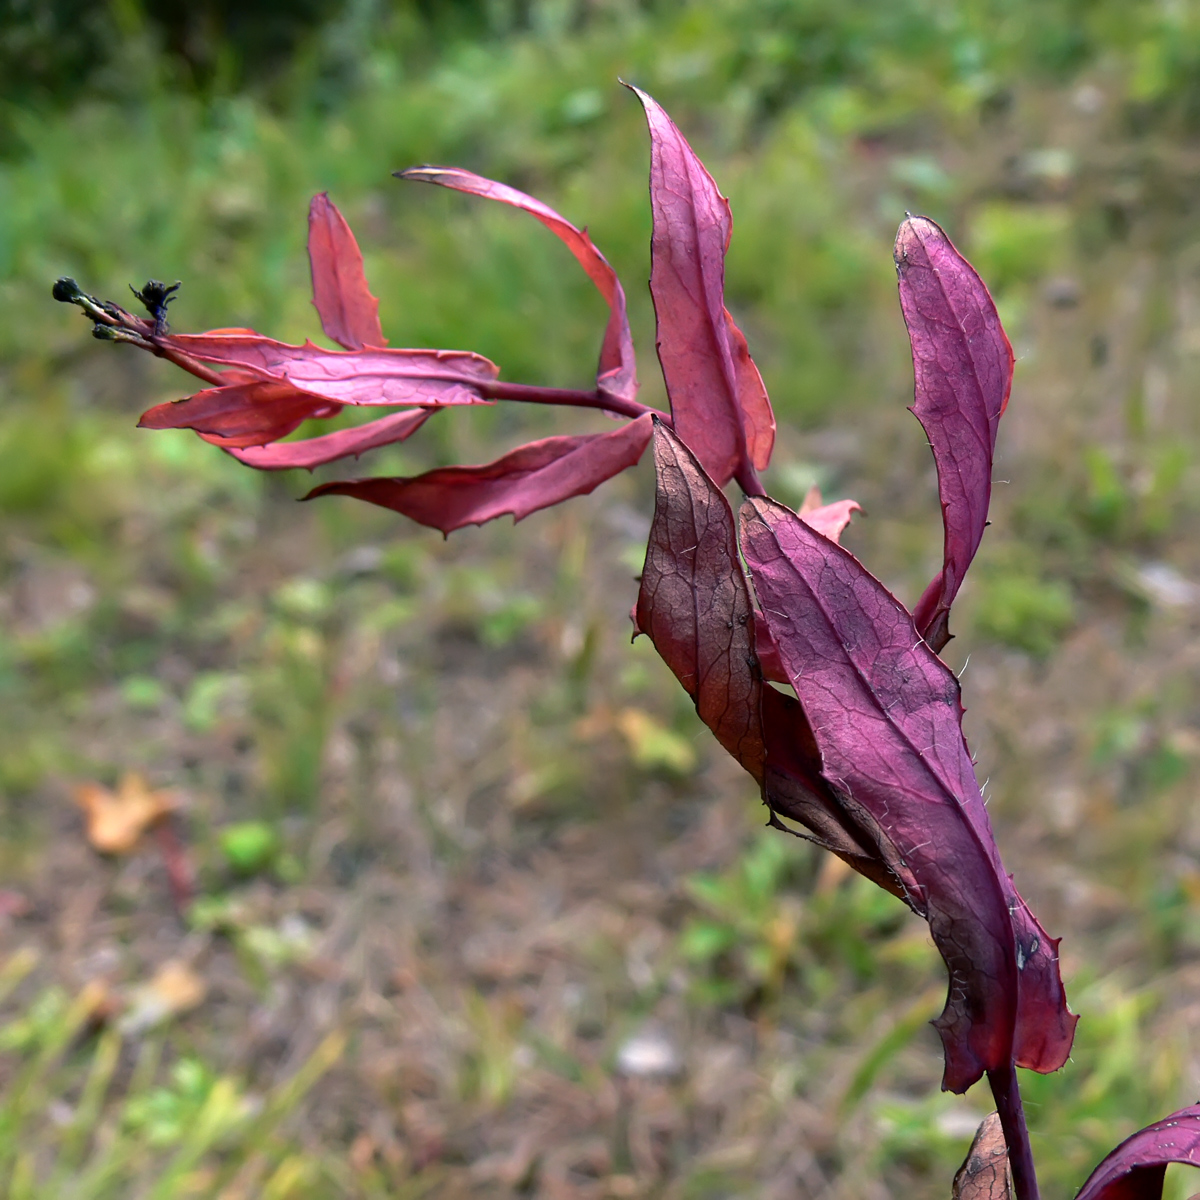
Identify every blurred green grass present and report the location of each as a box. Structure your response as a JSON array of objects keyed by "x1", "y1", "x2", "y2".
[{"x1": 5, "y1": 1, "x2": 1200, "y2": 1196}]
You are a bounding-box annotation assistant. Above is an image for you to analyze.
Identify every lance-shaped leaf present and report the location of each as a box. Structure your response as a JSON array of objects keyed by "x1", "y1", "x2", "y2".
[
  {"x1": 753, "y1": 490, "x2": 861, "y2": 684},
  {"x1": 633, "y1": 419, "x2": 765, "y2": 781},
  {"x1": 896, "y1": 216, "x2": 1014, "y2": 653},
  {"x1": 139, "y1": 381, "x2": 339, "y2": 448},
  {"x1": 1007, "y1": 887, "x2": 1076, "y2": 1075},
  {"x1": 227, "y1": 409, "x2": 432, "y2": 471},
  {"x1": 306, "y1": 412, "x2": 653, "y2": 534},
  {"x1": 398, "y1": 167, "x2": 637, "y2": 406},
  {"x1": 308, "y1": 193, "x2": 387, "y2": 351},
  {"x1": 633, "y1": 423, "x2": 901, "y2": 892},
  {"x1": 164, "y1": 333, "x2": 499, "y2": 408},
  {"x1": 799, "y1": 486, "x2": 862, "y2": 544},
  {"x1": 740, "y1": 497, "x2": 1070, "y2": 1092},
  {"x1": 760, "y1": 685, "x2": 914, "y2": 902},
  {"x1": 748, "y1": 500, "x2": 1074, "y2": 1077},
  {"x1": 1074, "y1": 1104, "x2": 1200, "y2": 1200},
  {"x1": 627, "y1": 84, "x2": 775, "y2": 486}
]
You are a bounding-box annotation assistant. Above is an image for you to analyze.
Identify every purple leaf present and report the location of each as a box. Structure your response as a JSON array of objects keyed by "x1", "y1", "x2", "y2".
[
  {"x1": 139, "y1": 381, "x2": 339, "y2": 448},
  {"x1": 164, "y1": 333, "x2": 498, "y2": 407},
  {"x1": 895, "y1": 216, "x2": 1014, "y2": 652},
  {"x1": 633, "y1": 419, "x2": 765, "y2": 782},
  {"x1": 308, "y1": 193, "x2": 387, "y2": 350},
  {"x1": 1075, "y1": 1105, "x2": 1200, "y2": 1200},
  {"x1": 1007, "y1": 888, "x2": 1076, "y2": 1077},
  {"x1": 633, "y1": 422, "x2": 905, "y2": 895},
  {"x1": 760, "y1": 685, "x2": 914, "y2": 902},
  {"x1": 754, "y1": 490, "x2": 862, "y2": 682},
  {"x1": 627, "y1": 84, "x2": 775, "y2": 487},
  {"x1": 740, "y1": 497, "x2": 1074, "y2": 1091},
  {"x1": 305, "y1": 413, "x2": 653, "y2": 533},
  {"x1": 399, "y1": 167, "x2": 638, "y2": 406},
  {"x1": 226, "y1": 409, "x2": 432, "y2": 471}
]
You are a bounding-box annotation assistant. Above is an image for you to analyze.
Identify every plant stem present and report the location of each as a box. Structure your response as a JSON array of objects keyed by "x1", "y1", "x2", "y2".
[
  {"x1": 477, "y1": 379, "x2": 665, "y2": 424},
  {"x1": 148, "y1": 341, "x2": 230, "y2": 387},
  {"x1": 736, "y1": 460, "x2": 766, "y2": 497},
  {"x1": 93, "y1": 292, "x2": 665, "y2": 423},
  {"x1": 987, "y1": 1062, "x2": 1039, "y2": 1200}
]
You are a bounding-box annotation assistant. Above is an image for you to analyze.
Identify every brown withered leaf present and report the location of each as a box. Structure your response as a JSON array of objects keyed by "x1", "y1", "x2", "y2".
[
  {"x1": 952, "y1": 1113, "x2": 1011, "y2": 1199},
  {"x1": 118, "y1": 959, "x2": 208, "y2": 1035},
  {"x1": 74, "y1": 773, "x2": 177, "y2": 855}
]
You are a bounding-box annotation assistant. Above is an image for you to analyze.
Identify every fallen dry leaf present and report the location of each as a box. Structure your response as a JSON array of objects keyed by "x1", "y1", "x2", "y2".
[
  {"x1": 73, "y1": 773, "x2": 176, "y2": 855},
  {"x1": 118, "y1": 959, "x2": 207, "y2": 1035},
  {"x1": 952, "y1": 1112, "x2": 1011, "y2": 1199}
]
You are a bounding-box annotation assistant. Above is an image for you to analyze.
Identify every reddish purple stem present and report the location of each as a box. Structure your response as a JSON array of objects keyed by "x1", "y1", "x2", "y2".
[
  {"x1": 988, "y1": 1063, "x2": 1039, "y2": 1200},
  {"x1": 735, "y1": 461, "x2": 766, "y2": 497},
  {"x1": 475, "y1": 379, "x2": 662, "y2": 424}
]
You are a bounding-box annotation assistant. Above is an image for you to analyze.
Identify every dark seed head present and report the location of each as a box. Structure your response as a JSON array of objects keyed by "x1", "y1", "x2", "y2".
[
  {"x1": 52, "y1": 277, "x2": 81, "y2": 303},
  {"x1": 131, "y1": 279, "x2": 181, "y2": 315}
]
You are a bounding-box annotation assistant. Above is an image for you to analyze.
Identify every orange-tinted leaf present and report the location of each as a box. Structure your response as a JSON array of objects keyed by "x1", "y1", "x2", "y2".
[
  {"x1": 723, "y1": 308, "x2": 775, "y2": 472},
  {"x1": 74, "y1": 773, "x2": 176, "y2": 855},
  {"x1": 119, "y1": 959, "x2": 207, "y2": 1034}
]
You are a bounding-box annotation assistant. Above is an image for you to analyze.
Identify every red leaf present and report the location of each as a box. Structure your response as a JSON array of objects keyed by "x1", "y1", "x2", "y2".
[
  {"x1": 308, "y1": 193, "x2": 387, "y2": 351},
  {"x1": 227, "y1": 409, "x2": 432, "y2": 471},
  {"x1": 634, "y1": 420, "x2": 765, "y2": 781},
  {"x1": 740, "y1": 497, "x2": 1074, "y2": 1091},
  {"x1": 722, "y1": 307, "x2": 774, "y2": 473},
  {"x1": 164, "y1": 333, "x2": 498, "y2": 408},
  {"x1": 1075, "y1": 1105, "x2": 1200, "y2": 1200},
  {"x1": 306, "y1": 413, "x2": 653, "y2": 534},
  {"x1": 627, "y1": 84, "x2": 775, "y2": 486},
  {"x1": 896, "y1": 216, "x2": 1014, "y2": 652},
  {"x1": 399, "y1": 167, "x2": 637, "y2": 406},
  {"x1": 139, "y1": 382, "x2": 338, "y2": 448}
]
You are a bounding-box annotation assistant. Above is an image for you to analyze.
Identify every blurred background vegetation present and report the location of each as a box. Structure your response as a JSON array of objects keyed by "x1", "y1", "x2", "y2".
[{"x1": 5, "y1": 0, "x2": 1200, "y2": 1196}]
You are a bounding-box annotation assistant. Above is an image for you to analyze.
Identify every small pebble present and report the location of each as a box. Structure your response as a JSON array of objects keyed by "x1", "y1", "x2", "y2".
[{"x1": 616, "y1": 1026, "x2": 682, "y2": 1078}]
